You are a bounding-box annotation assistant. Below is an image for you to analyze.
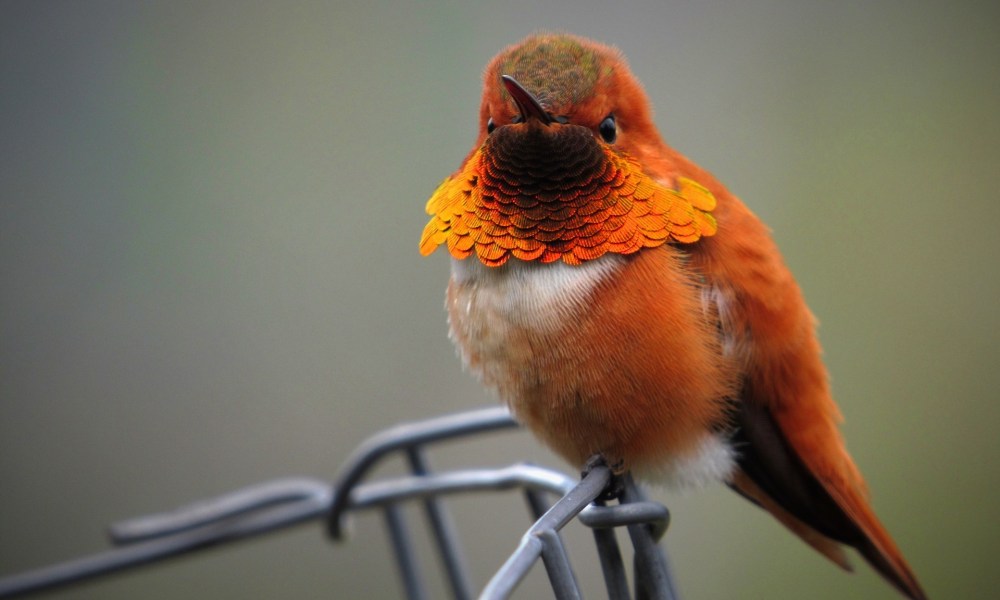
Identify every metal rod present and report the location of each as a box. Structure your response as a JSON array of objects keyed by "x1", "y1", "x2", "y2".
[
  {"x1": 523, "y1": 488, "x2": 551, "y2": 520},
  {"x1": 383, "y1": 504, "x2": 428, "y2": 600},
  {"x1": 406, "y1": 446, "x2": 474, "y2": 600},
  {"x1": 0, "y1": 408, "x2": 682, "y2": 600},
  {"x1": 590, "y1": 525, "x2": 630, "y2": 599},
  {"x1": 537, "y1": 529, "x2": 582, "y2": 600},
  {"x1": 328, "y1": 407, "x2": 517, "y2": 539},
  {"x1": 480, "y1": 464, "x2": 611, "y2": 599},
  {"x1": 621, "y1": 476, "x2": 677, "y2": 600},
  {"x1": 109, "y1": 477, "x2": 330, "y2": 544}
]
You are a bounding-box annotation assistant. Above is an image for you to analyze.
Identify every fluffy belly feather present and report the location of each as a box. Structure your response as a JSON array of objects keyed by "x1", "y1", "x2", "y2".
[{"x1": 446, "y1": 248, "x2": 738, "y2": 488}]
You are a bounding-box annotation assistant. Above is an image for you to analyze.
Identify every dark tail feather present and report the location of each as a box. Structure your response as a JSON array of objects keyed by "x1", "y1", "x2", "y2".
[{"x1": 731, "y1": 401, "x2": 927, "y2": 599}]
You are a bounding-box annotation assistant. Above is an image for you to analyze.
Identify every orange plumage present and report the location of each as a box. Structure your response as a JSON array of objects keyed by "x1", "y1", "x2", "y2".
[{"x1": 421, "y1": 33, "x2": 926, "y2": 599}]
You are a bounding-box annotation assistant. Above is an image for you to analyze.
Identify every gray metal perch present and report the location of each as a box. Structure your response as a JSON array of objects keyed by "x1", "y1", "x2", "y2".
[{"x1": 0, "y1": 407, "x2": 678, "y2": 599}]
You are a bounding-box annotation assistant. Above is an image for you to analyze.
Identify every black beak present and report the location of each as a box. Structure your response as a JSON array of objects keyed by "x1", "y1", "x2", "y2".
[{"x1": 501, "y1": 75, "x2": 553, "y2": 126}]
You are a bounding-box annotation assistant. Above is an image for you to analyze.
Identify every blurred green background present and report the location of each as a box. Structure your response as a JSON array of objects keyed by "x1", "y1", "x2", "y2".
[{"x1": 2, "y1": 1, "x2": 997, "y2": 598}]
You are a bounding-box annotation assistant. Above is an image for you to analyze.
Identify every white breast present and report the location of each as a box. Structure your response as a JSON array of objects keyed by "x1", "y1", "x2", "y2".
[
  {"x1": 446, "y1": 255, "x2": 625, "y2": 385},
  {"x1": 449, "y1": 255, "x2": 625, "y2": 331}
]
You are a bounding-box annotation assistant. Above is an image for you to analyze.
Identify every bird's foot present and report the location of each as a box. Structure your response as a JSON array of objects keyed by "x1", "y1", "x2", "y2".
[{"x1": 581, "y1": 454, "x2": 626, "y2": 501}]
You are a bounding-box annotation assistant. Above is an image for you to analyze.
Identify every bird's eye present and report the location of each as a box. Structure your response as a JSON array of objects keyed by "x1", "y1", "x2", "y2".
[
  {"x1": 487, "y1": 118, "x2": 495, "y2": 134},
  {"x1": 599, "y1": 114, "x2": 617, "y2": 143}
]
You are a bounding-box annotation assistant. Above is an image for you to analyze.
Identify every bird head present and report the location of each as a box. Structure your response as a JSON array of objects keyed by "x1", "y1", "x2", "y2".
[{"x1": 420, "y1": 33, "x2": 718, "y2": 267}]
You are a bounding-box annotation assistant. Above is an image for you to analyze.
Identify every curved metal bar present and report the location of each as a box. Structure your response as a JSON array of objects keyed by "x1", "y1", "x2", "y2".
[
  {"x1": 351, "y1": 465, "x2": 576, "y2": 508},
  {"x1": 578, "y1": 501, "x2": 670, "y2": 533},
  {"x1": 0, "y1": 485, "x2": 331, "y2": 598},
  {"x1": 0, "y1": 408, "x2": 682, "y2": 600},
  {"x1": 0, "y1": 464, "x2": 572, "y2": 599},
  {"x1": 109, "y1": 477, "x2": 330, "y2": 544},
  {"x1": 326, "y1": 406, "x2": 518, "y2": 539}
]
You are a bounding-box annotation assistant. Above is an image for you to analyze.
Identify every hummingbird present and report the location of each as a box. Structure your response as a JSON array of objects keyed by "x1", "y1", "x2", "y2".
[{"x1": 420, "y1": 33, "x2": 926, "y2": 599}]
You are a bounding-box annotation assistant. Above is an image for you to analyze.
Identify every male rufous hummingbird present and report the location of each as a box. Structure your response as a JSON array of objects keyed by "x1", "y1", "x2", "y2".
[{"x1": 419, "y1": 33, "x2": 926, "y2": 599}]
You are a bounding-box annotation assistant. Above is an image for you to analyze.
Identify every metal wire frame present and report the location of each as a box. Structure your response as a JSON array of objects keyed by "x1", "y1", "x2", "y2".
[{"x1": 0, "y1": 407, "x2": 679, "y2": 599}]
